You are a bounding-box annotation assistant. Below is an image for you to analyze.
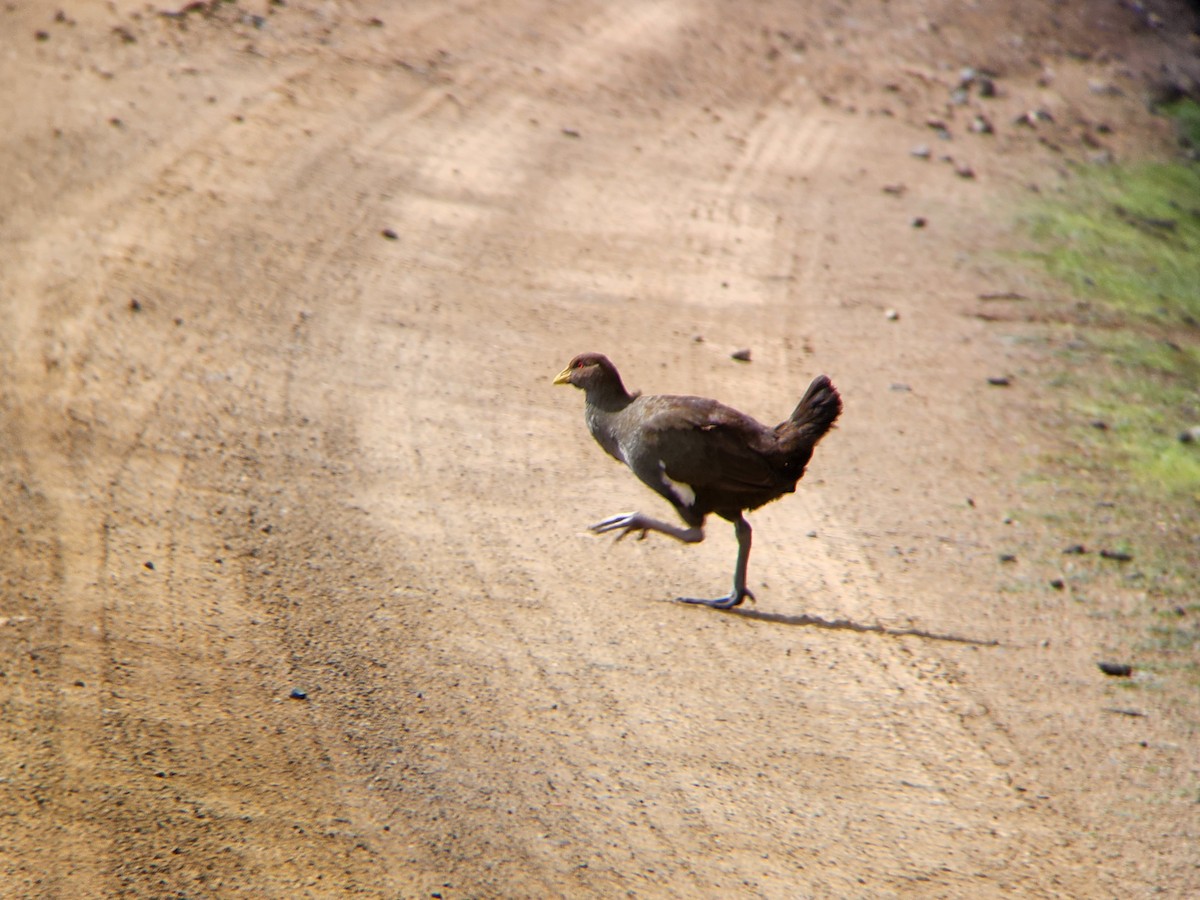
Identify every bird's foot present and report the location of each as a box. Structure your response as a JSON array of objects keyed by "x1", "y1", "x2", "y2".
[
  {"x1": 589, "y1": 512, "x2": 648, "y2": 541},
  {"x1": 676, "y1": 588, "x2": 755, "y2": 610},
  {"x1": 589, "y1": 513, "x2": 704, "y2": 545}
]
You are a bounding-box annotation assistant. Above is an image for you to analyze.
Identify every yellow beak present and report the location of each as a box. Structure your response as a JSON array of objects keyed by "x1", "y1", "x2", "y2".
[{"x1": 553, "y1": 366, "x2": 573, "y2": 385}]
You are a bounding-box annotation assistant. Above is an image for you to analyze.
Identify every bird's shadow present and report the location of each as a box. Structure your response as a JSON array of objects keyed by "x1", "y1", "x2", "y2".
[{"x1": 675, "y1": 602, "x2": 998, "y2": 647}]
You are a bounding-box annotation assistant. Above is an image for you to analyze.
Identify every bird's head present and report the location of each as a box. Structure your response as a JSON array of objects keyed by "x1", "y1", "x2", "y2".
[{"x1": 553, "y1": 352, "x2": 619, "y2": 390}]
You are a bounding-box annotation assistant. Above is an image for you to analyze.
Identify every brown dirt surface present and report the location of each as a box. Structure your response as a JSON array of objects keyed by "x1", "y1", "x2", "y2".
[{"x1": 2, "y1": 1, "x2": 1198, "y2": 897}]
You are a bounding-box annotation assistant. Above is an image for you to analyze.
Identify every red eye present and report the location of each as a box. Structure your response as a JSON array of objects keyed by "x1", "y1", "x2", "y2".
[{"x1": 575, "y1": 360, "x2": 585, "y2": 368}]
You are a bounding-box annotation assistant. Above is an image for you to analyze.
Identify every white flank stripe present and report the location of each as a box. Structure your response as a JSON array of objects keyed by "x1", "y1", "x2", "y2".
[{"x1": 659, "y1": 461, "x2": 695, "y2": 507}]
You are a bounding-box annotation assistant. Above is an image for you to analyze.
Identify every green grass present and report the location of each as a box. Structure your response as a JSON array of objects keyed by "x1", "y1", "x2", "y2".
[
  {"x1": 1164, "y1": 98, "x2": 1200, "y2": 155},
  {"x1": 1013, "y1": 140, "x2": 1200, "y2": 713},
  {"x1": 1020, "y1": 160, "x2": 1200, "y2": 497}
]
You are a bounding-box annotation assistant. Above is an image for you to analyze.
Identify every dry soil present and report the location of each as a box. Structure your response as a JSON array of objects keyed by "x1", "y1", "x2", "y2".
[{"x1": 2, "y1": 1, "x2": 1198, "y2": 897}]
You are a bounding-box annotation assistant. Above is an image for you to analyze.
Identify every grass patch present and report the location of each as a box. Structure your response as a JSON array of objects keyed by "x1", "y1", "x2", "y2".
[
  {"x1": 1020, "y1": 160, "x2": 1200, "y2": 497},
  {"x1": 1014, "y1": 143, "x2": 1200, "y2": 714}
]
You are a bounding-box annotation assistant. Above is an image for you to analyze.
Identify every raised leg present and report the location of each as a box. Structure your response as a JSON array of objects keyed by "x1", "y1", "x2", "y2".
[
  {"x1": 677, "y1": 514, "x2": 755, "y2": 609},
  {"x1": 590, "y1": 511, "x2": 703, "y2": 544}
]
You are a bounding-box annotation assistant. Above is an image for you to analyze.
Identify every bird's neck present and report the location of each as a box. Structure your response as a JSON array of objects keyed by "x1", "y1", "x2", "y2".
[{"x1": 583, "y1": 380, "x2": 635, "y2": 414}]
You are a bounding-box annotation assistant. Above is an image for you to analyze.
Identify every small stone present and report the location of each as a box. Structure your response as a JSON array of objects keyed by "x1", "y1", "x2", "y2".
[
  {"x1": 884, "y1": 308, "x2": 899, "y2": 320},
  {"x1": 1063, "y1": 544, "x2": 1087, "y2": 555},
  {"x1": 143, "y1": 560, "x2": 155, "y2": 570},
  {"x1": 1100, "y1": 549, "x2": 1133, "y2": 562},
  {"x1": 730, "y1": 348, "x2": 752, "y2": 362},
  {"x1": 970, "y1": 115, "x2": 994, "y2": 134},
  {"x1": 890, "y1": 382, "x2": 911, "y2": 392},
  {"x1": 987, "y1": 376, "x2": 1010, "y2": 386},
  {"x1": 381, "y1": 228, "x2": 399, "y2": 240},
  {"x1": 910, "y1": 144, "x2": 931, "y2": 159},
  {"x1": 1097, "y1": 662, "x2": 1132, "y2": 677},
  {"x1": 289, "y1": 688, "x2": 308, "y2": 700},
  {"x1": 1091, "y1": 420, "x2": 1109, "y2": 430},
  {"x1": 911, "y1": 216, "x2": 927, "y2": 228},
  {"x1": 999, "y1": 553, "x2": 1017, "y2": 563},
  {"x1": 1178, "y1": 426, "x2": 1200, "y2": 444},
  {"x1": 1049, "y1": 578, "x2": 1065, "y2": 590},
  {"x1": 955, "y1": 163, "x2": 976, "y2": 179}
]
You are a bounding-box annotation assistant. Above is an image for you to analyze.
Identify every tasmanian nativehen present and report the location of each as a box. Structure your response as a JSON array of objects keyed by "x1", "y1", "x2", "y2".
[{"x1": 554, "y1": 353, "x2": 841, "y2": 608}]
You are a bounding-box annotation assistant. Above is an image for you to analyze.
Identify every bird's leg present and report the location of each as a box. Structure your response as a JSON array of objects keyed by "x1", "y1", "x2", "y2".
[
  {"x1": 589, "y1": 512, "x2": 703, "y2": 544},
  {"x1": 678, "y1": 514, "x2": 755, "y2": 609}
]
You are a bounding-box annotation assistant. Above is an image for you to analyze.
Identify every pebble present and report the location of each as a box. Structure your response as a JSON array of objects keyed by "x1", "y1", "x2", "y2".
[
  {"x1": 289, "y1": 688, "x2": 308, "y2": 700},
  {"x1": 911, "y1": 216, "x2": 927, "y2": 228},
  {"x1": 1049, "y1": 578, "x2": 1065, "y2": 590},
  {"x1": 910, "y1": 144, "x2": 931, "y2": 159},
  {"x1": 987, "y1": 376, "x2": 1011, "y2": 386},
  {"x1": 1100, "y1": 549, "x2": 1133, "y2": 562},
  {"x1": 970, "y1": 115, "x2": 994, "y2": 134},
  {"x1": 381, "y1": 228, "x2": 399, "y2": 240},
  {"x1": 730, "y1": 348, "x2": 751, "y2": 362},
  {"x1": 884, "y1": 308, "x2": 899, "y2": 320},
  {"x1": 1178, "y1": 426, "x2": 1200, "y2": 444},
  {"x1": 1097, "y1": 662, "x2": 1132, "y2": 677}
]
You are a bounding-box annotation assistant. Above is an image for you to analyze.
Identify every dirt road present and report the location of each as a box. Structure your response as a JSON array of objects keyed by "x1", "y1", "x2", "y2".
[{"x1": 2, "y1": 1, "x2": 1196, "y2": 896}]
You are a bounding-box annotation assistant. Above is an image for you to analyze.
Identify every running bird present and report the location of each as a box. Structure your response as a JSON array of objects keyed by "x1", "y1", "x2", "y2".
[{"x1": 554, "y1": 353, "x2": 841, "y2": 608}]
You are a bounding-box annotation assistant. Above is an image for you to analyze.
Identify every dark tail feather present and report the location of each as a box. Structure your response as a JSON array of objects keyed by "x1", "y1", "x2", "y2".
[{"x1": 778, "y1": 375, "x2": 842, "y2": 452}]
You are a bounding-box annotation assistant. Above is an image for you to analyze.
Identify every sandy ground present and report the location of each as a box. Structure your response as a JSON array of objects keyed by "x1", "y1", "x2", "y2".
[{"x1": 2, "y1": 0, "x2": 1198, "y2": 897}]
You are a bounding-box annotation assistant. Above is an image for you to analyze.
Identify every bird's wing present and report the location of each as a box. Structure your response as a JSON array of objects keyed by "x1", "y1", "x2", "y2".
[{"x1": 637, "y1": 398, "x2": 778, "y2": 494}]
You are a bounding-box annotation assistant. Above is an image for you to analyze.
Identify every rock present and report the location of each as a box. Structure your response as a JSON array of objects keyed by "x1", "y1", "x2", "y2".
[
  {"x1": 987, "y1": 376, "x2": 1010, "y2": 386},
  {"x1": 1178, "y1": 426, "x2": 1200, "y2": 444},
  {"x1": 730, "y1": 348, "x2": 752, "y2": 362},
  {"x1": 289, "y1": 688, "x2": 308, "y2": 700},
  {"x1": 1063, "y1": 544, "x2": 1088, "y2": 554},
  {"x1": 970, "y1": 115, "x2": 994, "y2": 134},
  {"x1": 911, "y1": 216, "x2": 927, "y2": 228},
  {"x1": 1049, "y1": 578, "x2": 1065, "y2": 590},
  {"x1": 1100, "y1": 549, "x2": 1133, "y2": 562},
  {"x1": 1097, "y1": 662, "x2": 1132, "y2": 677},
  {"x1": 884, "y1": 308, "x2": 899, "y2": 320},
  {"x1": 381, "y1": 228, "x2": 399, "y2": 240},
  {"x1": 999, "y1": 553, "x2": 1017, "y2": 563},
  {"x1": 910, "y1": 144, "x2": 931, "y2": 159}
]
